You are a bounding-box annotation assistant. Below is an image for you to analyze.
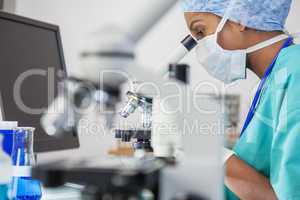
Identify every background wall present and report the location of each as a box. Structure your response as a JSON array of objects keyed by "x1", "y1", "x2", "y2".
[
  {"x1": 10, "y1": 0, "x2": 300, "y2": 159},
  {"x1": 2, "y1": 0, "x2": 16, "y2": 12},
  {"x1": 0, "y1": 0, "x2": 3, "y2": 9}
]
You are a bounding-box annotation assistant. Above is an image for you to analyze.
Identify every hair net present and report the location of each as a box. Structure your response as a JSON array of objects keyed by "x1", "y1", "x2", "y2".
[{"x1": 182, "y1": 0, "x2": 292, "y2": 31}]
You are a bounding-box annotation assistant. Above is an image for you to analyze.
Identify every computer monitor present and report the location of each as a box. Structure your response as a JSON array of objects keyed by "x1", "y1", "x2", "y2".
[{"x1": 0, "y1": 11, "x2": 79, "y2": 152}]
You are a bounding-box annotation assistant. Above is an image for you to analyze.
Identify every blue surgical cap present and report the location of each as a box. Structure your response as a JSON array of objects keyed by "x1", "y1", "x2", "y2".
[{"x1": 182, "y1": 0, "x2": 292, "y2": 31}]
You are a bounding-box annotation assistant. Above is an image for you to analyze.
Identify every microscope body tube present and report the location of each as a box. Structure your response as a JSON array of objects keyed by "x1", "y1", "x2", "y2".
[{"x1": 157, "y1": 35, "x2": 198, "y2": 76}]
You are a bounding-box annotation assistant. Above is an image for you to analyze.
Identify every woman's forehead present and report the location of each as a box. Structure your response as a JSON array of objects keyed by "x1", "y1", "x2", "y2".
[
  {"x1": 185, "y1": 12, "x2": 219, "y2": 21},
  {"x1": 185, "y1": 12, "x2": 220, "y2": 27}
]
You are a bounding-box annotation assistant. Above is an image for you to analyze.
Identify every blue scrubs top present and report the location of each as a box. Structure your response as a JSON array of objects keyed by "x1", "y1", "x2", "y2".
[{"x1": 226, "y1": 44, "x2": 300, "y2": 200}]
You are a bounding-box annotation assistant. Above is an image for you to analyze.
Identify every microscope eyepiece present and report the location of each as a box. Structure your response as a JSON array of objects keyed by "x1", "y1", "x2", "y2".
[{"x1": 181, "y1": 35, "x2": 198, "y2": 51}]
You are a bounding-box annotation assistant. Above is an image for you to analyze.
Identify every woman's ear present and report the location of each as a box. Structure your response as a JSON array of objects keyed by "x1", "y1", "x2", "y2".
[
  {"x1": 239, "y1": 24, "x2": 246, "y2": 32},
  {"x1": 228, "y1": 21, "x2": 246, "y2": 33},
  {"x1": 219, "y1": 21, "x2": 248, "y2": 50}
]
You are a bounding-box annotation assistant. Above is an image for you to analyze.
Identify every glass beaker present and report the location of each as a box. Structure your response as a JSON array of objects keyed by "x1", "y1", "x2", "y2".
[{"x1": 10, "y1": 127, "x2": 42, "y2": 200}]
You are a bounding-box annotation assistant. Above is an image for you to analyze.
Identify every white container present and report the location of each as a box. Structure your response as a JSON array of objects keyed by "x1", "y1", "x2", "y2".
[
  {"x1": 0, "y1": 134, "x2": 13, "y2": 184},
  {"x1": 0, "y1": 121, "x2": 18, "y2": 184}
]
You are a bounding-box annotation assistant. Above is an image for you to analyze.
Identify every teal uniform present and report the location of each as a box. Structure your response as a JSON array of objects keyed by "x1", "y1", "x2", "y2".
[{"x1": 226, "y1": 44, "x2": 300, "y2": 200}]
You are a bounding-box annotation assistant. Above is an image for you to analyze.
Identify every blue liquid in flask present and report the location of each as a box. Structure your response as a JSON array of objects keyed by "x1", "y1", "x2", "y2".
[
  {"x1": 11, "y1": 176, "x2": 41, "y2": 200},
  {"x1": 10, "y1": 127, "x2": 42, "y2": 200}
]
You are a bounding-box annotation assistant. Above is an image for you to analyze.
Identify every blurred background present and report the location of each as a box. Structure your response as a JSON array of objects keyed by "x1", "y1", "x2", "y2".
[{"x1": 5, "y1": 0, "x2": 300, "y2": 159}]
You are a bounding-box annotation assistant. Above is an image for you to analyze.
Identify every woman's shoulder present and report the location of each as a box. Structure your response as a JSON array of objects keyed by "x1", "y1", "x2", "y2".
[
  {"x1": 271, "y1": 44, "x2": 300, "y2": 87},
  {"x1": 275, "y1": 44, "x2": 300, "y2": 74},
  {"x1": 277, "y1": 44, "x2": 300, "y2": 68}
]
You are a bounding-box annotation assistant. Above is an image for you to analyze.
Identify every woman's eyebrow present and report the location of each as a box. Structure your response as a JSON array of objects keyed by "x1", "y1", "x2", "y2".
[{"x1": 189, "y1": 18, "x2": 205, "y2": 31}]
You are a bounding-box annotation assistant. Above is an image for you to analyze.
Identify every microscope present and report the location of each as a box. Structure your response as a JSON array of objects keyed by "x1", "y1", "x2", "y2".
[{"x1": 116, "y1": 61, "x2": 192, "y2": 158}]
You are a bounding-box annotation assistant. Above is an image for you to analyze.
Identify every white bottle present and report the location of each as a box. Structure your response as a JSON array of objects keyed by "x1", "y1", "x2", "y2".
[{"x1": 0, "y1": 134, "x2": 12, "y2": 185}]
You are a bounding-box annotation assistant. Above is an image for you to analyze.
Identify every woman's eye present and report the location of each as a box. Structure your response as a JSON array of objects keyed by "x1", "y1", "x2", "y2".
[
  {"x1": 195, "y1": 31, "x2": 204, "y2": 40},
  {"x1": 190, "y1": 22, "x2": 206, "y2": 39}
]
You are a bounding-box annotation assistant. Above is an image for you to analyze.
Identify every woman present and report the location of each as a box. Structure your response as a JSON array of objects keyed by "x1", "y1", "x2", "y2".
[{"x1": 182, "y1": 0, "x2": 300, "y2": 199}]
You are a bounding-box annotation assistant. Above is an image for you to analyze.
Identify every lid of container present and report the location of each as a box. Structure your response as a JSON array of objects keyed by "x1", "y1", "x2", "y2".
[{"x1": 0, "y1": 121, "x2": 18, "y2": 130}]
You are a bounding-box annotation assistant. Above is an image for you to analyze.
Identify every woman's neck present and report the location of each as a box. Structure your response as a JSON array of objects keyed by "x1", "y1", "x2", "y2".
[{"x1": 247, "y1": 34, "x2": 287, "y2": 79}]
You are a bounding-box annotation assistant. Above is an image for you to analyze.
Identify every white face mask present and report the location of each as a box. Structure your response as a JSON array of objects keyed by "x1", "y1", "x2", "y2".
[{"x1": 195, "y1": 16, "x2": 290, "y2": 84}]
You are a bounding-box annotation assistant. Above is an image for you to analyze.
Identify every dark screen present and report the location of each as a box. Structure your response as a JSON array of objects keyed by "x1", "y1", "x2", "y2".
[{"x1": 0, "y1": 12, "x2": 79, "y2": 152}]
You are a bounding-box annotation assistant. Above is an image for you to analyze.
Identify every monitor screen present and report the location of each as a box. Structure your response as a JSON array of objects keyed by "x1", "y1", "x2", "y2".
[{"x1": 0, "y1": 11, "x2": 79, "y2": 152}]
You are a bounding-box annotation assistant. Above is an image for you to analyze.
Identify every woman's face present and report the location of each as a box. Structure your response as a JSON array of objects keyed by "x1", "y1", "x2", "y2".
[{"x1": 184, "y1": 12, "x2": 248, "y2": 50}]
